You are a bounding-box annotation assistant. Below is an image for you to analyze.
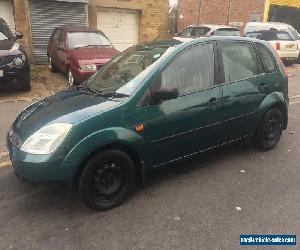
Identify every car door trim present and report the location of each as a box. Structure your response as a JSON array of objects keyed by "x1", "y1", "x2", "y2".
[{"x1": 152, "y1": 133, "x2": 253, "y2": 168}]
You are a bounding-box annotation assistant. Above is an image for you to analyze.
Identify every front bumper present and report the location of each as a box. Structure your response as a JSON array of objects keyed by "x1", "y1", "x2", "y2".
[
  {"x1": 7, "y1": 136, "x2": 73, "y2": 183},
  {"x1": 0, "y1": 63, "x2": 29, "y2": 86},
  {"x1": 72, "y1": 67, "x2": 96, "y2": 84}
]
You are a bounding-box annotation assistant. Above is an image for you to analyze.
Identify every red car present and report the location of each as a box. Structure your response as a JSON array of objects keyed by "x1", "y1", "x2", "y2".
[{"x1": 47, "y1": 26, "x2": 119, "y2": 86}]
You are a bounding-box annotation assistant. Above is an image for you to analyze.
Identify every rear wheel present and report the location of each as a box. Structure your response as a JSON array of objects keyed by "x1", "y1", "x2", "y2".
[
  {"x1": 253, "y1": 108, "x2": 284, "y2": 151},
  {"x1": 78, "y1": 150, "x2": 136, "y2": 211}
]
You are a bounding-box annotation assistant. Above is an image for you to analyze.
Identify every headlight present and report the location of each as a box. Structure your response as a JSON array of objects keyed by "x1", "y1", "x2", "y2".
[
  {"x1": 80, "y1": 64, "x2": 97, "y2": 71},
  {"x1": 11, "y1": 54, "x2": 26, "y2": 67},
  {"x1": 21, "y1": 123, "x2": 72, "y2": 155}
]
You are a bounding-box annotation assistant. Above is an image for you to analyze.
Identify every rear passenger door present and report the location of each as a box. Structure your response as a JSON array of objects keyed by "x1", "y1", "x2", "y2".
[{"x1": 218, "y1": 41, "x2": 268, "y2": 142}]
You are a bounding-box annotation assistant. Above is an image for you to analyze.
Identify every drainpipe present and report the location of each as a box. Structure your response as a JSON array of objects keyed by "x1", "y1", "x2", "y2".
[
  {"x1": 226, "y1": 0, "x2": 232, "y2": 25},
  {"x1": 197, "y1": 0, "x2": 202, "y2": 25}
]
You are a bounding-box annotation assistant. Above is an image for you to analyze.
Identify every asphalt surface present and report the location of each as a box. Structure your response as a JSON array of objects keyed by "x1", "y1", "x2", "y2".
[{"x1": 0, "y1": 73, "x2": 300, "y2": 249}]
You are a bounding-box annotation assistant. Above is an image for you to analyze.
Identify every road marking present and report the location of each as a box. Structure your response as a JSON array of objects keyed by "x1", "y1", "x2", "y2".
[
  {"x1": 290, "y1": 100, "x2": 300, "y2": 105},
  {"x1": 290, "y1": 95, "x2": 300, "y2": 100},
  {"x1": 0, "y1": 161, "x2": 12, "y2": 169}
]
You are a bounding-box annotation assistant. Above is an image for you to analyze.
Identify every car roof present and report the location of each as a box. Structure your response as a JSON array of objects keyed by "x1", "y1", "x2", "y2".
[
  {"x1": 146, "y1": 36, "x2": 264, "y2": 49},
  {"x1": 55, "y1": 25, "x2": 100, "y2": 33},
  {"x1": 187, "y1": 24, "x2": 239, "y2": 30},
  {"x1": 246, "y1": 22, "x2": 291, "y2": 29}
]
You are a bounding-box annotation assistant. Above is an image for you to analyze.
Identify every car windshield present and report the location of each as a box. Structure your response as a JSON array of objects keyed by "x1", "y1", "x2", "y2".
[
  {"x1": 214, "y1": 29, "x2": 240, "y2": 36},
  {"x1": 68, "y1": 32, "x2": 112, "y2": 49},
  {"x1": 0, "y1": 22, "x2": 13, "y2": 41},
  {"x1": 84, "y1": 45, "x2": 174, "y2": 97}
]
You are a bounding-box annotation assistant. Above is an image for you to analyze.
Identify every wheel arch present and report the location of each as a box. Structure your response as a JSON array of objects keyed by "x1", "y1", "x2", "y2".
[
  {"x1": 258, "y1": 92, "x2": 288, "y2": 130},
  {"x1": 72, "y1": 141, "x2": 146, "y2": 189}
]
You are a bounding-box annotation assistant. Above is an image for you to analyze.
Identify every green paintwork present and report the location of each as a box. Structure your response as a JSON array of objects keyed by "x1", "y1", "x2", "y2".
[{"x1": 7, "y1": 37, "x2": 289, "y2": 182}]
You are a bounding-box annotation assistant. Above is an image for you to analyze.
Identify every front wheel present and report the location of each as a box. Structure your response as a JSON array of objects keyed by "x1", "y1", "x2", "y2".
[
  {"x1": 253, "y1": 108, "x2": 284, "y2": 151},
  {"x1": 78, "y1": 150, "x2": 136, "y2": 211}
]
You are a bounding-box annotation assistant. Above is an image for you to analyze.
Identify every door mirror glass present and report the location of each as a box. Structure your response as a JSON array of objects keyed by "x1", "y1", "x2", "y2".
[{"x1": 15, "y1": 31, "x2": 23, "y2": 40}]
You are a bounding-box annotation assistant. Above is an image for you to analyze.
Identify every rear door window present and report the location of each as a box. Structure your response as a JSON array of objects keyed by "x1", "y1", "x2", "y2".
[
  {"x1": 221, "y1": 42, "x2": 260, "y2": 83},
  {"x1": 256, "y1": 43, "x2": 276, "y2": 72}
]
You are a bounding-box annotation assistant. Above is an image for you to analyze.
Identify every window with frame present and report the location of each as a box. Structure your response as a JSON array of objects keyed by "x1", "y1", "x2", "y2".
[
  {"x1": 221, "y1": 42, "x2": 259, "y2": 83},
  {"x1": 256, "y1": 43, "x2": 276, "y2": 72},
  {"x1": 157, "y1": 43, "x2": 215, "y2": 97}
]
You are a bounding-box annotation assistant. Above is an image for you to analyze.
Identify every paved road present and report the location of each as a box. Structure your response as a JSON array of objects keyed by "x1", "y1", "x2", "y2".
[{"x1": 0, "y1": 71, "x2": 299, "y2": 249}]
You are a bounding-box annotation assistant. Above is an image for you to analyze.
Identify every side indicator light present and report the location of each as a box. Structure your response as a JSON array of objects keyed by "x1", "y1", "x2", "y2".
[{"x1": 135, "y1": 124, "x2": 144, "y2": 132}]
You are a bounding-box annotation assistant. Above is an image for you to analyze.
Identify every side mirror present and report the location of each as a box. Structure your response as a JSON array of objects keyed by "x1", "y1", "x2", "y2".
[
  {"x1": 15, "y1": 31, "x2": 23, "y2": 40},
  {"x1": 152, "y1": 86, "x2": 179, "y2": 104}
]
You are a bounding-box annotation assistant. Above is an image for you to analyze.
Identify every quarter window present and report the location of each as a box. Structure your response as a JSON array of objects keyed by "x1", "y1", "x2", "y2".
[
  {"x1": 159, "y1": 43, "x2": 215, "y2": 96},
  {"x1": 221, "y1": 42, "x2": 259, "y2": 82},
  {"x1": 256, "y1": 43, "x2": 276, "y2": 72}
]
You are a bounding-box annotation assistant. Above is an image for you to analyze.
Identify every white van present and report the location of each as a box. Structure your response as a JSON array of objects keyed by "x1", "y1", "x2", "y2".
[{"x1": 245, "y1": 22, "x2": 300, "y2": 61}]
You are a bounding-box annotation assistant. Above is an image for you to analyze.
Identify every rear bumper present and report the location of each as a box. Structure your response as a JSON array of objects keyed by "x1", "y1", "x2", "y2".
[{"x1": 277, "y1": 51, "x2": 299, "y2": 60}]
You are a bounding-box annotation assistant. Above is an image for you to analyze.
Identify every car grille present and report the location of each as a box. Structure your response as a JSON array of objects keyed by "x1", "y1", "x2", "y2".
[
  {"x1": 0, "y1": 55, "x2": 16, "y2": 66},
  {"x1": 9, "y1": 129, "x2": 22, "y2": 148}
]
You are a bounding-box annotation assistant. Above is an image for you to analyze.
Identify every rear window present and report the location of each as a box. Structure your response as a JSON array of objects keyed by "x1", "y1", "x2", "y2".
[
  {"x1": 214, "y1": 28, "x2": 240, "y2": 36},
  {"x1": 256, "y1": 43, "x2": 276, "y2": 72},
  {"x1": 177, "y1": 27, "x2": 210, "y2": 37},
  {"x1": 247, "y1": 31, "x2": 294, "y2": 41}
]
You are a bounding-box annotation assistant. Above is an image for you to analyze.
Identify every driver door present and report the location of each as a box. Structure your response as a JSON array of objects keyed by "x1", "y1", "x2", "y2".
[{"x1": 140, "y1": 43, "x2": 223, "y2": 166}]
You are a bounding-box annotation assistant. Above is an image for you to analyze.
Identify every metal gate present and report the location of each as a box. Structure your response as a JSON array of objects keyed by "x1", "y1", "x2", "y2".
[{"x1": 28, "y1": 0, "x2": 87, "y2": 64}]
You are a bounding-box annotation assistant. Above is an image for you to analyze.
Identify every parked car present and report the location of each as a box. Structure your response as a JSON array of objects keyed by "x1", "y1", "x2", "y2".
[
  {"x1": 47, "y1": 26, "x2": 119, "y2": 86},
  {"x1": 246, "y1": 30, "x2": 299, "y2": 65},
  {"x1": 175, "y1": 25, "x2": 241, "y2": 39},
  {"x1": 8, "y1": 37, "x2": 288, "y2": 211},
  {"x1": 245, "y1": 22, "x2": 300, "y2": 62},
  {"x1": 0, "y1": 18, "x2": 30, "y2": 91}
]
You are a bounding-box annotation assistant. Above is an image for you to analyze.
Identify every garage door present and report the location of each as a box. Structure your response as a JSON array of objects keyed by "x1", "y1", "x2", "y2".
[
  {"x1": 97, "y1": 9, "x2": 138, "y2": 51},
  {"x1": 0, "y1": 0, "x2": 15, "y2": 33},
  {"x1": 28, "y1": 0, "x2": 87, "y2": 64}
]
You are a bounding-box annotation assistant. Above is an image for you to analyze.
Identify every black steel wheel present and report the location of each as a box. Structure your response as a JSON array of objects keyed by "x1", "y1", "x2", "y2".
[
  {"x1": 253, "y1": 108, "x2": 284, "y2": 151},
  {"x1": 78, "y1": 150, "x2": 136, "y2": 211}
]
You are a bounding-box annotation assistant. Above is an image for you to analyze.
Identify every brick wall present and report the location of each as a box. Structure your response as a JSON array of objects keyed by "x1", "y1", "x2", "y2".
[
  {"x1": 178, "y1": 0, "x2": 265, "y2": 33},
  {"x1": 89, "y1": 0, "x2": 170, "y2": 43},
  {"x1": 13, "y1": 0, "x2": 33, "y2": 62}
]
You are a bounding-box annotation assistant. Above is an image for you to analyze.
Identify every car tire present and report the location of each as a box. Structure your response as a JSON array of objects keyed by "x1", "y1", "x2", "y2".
[
  {"x1": 48, "y1": 56, "x2": 56, "y2": 73},
  {"x1": 253, "y1": 108, "x2": 284, "y2": 151},
  {"x1": 21, "y1": 69, "x2": 31, "y2": 92},
  {"x1": 78, "y1": 150, "x2": 136, "y2": 211}
]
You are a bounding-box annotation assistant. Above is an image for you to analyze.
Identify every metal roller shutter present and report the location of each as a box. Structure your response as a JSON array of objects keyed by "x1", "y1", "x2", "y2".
[{"x1": 28, "y1": 0, "x2": 87, "y2": 64}]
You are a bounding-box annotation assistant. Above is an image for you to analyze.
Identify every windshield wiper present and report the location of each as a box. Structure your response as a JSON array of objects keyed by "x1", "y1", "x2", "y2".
[
  {"x1": 76, "y1": 85, "x2": 100, "y2": 96},
  {"x1": 98, "y1": 91, "x2": 129, "y2": 98}
]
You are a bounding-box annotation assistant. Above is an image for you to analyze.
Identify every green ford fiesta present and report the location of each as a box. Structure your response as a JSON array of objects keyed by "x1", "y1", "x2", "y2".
[{"x1": 7, "y1": 37, "x2": 289, "y2": 210}]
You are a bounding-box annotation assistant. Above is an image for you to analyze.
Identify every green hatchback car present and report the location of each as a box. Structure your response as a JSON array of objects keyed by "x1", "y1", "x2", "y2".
[{"x1": 7, "y1": 37, "x2": 289, "y2": 210}]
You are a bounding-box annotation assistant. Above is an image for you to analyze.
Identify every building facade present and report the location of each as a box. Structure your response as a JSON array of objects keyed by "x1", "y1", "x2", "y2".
[
  {"x1": 0, "y1": 0, "x2": 169, "y2": 64},
  {"x1": 177, "y1": 0, "x2": 265, "y2": 32},
  {"x1": 177, "y1": 0, "x2": 300, "y2": 33}
]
